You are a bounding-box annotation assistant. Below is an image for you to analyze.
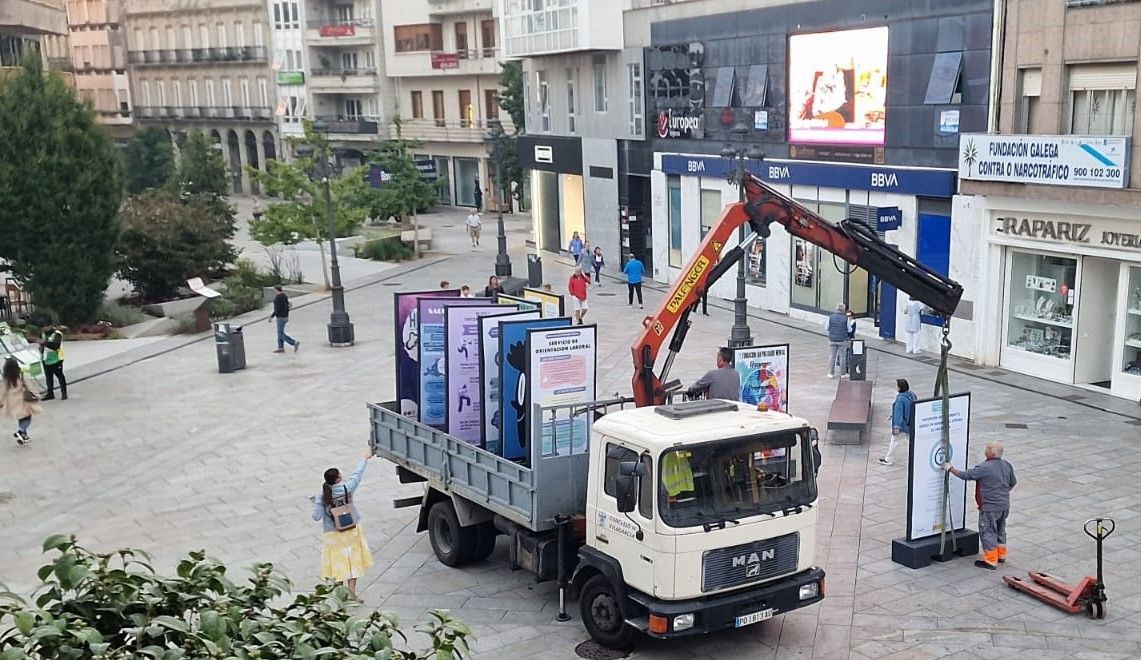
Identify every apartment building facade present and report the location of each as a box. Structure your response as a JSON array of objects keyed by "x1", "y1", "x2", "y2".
[
  {"x1": 267, "y1": 0, "x2": 306, "y2": 140},
  {"x1": 57, "y1": 0, "x2": 132, "y2": 138},
  {"x1": 383, "y1": 0, "x2": 509, "y2": 208},
  {"x1": 1, "y1": 0, "x2": 67, "y2": 65},
  {"x1": 953, "y1": 0, "x2": 1141, "y2": 399},
  {"x1": 304, "y1": 0, "x2": 395, "y2": 164},
  {"x1": 504, "y1": 0, "x2": 646, "y2": 265},
  {"x1": 122, "y1": 0, "x2": 278, "y2": 194}
]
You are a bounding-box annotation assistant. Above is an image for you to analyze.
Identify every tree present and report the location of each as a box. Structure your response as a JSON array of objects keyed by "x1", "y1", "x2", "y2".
[
  {"x1": 353, "y1": 120, "x2": 436, "y2": 224},
  {"x1": 0, "y1": 56, "x2": 122, "y2": 324},
  {"x1": 496, "y1": 62, "x2": 527, "y2": 207},
  {"x1": 115, "y1": 191, "x2": 239, "y2": 302},
  {"x1": 248, "y1": 122, "x2": 369, "y2": 289},
  {"x1": 0, "y1": 535, "x2": 471, "y2": 659},
  {"x1": 173, "y1": 130, "x2": 229, "y2": 197},
  {"x1": 122, "y1": 127, "x2": 175, "y2": 194}
]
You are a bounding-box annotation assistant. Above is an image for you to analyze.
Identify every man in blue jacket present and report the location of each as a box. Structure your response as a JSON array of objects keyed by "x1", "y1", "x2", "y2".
[
  {"x1": 623, "y1": 253, "x2": 645, "y2": 309},
  {"x1": 878, "y1": 378, "x2": 917, "y2": 466}
]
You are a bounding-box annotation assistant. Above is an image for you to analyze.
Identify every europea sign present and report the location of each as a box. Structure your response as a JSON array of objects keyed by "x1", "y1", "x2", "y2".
[{"x1": 995, "y1": 215, "x2": 1141, "y2": 252}]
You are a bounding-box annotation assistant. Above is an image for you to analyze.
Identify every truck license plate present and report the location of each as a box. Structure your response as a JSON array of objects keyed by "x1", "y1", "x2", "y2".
[{"x1": 734, "y1": 608, "x2": 773, "y2": 628}]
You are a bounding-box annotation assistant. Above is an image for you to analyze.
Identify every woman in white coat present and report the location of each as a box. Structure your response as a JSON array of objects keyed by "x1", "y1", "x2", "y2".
[{"x1": 904, "y1": 298, "x2": 924, "y2": 354}]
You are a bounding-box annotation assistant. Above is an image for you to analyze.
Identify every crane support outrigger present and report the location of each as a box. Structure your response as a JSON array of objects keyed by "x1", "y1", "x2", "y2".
[{"x1": 631, "y1": 169, "x2": 965, "y2": 407}]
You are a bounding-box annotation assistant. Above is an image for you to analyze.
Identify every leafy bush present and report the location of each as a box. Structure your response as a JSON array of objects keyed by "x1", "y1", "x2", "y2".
[
  {"x1": 209, "y1": 277, "x2": 263, "y2": 321},
  {"x1": 116, "y1": 191, "x2": 239, "y2": 302},
  {"x1": 96, "y1": 302, "x2": 150, "y2": 328},
  {"x1": 0, "y1": 535, "x2": 471, "y2": 659},
  {"x1": 355, "y1": 237, "x2": 414, "y2": 262}
]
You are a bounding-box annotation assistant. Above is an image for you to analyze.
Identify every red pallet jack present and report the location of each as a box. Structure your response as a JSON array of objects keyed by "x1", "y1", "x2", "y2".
[{"x1": 1004, "y1": 517, "x2": 1114, "y2": 619}]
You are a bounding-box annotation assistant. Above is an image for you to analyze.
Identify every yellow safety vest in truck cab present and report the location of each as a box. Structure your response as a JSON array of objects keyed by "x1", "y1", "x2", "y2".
[{"x1": 662, "y1": 451, "x2": 695, "y2": 498}]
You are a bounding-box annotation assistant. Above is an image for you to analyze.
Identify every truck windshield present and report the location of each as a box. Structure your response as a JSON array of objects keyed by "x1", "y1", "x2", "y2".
[{"x1": 658, "y1": 429, "x2": 817, "y2": 529}]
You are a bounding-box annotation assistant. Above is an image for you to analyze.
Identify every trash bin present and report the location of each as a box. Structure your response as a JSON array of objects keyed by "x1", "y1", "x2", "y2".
[
  {"x1": 527, "y1": 253, "x2": 543, "y2": 287},
  {"x1": 214, "y1": 322, "x2": 247, "y2": 373},
  {"x1": 849, "y1": 339, "x2": 866, "y2": 381}
]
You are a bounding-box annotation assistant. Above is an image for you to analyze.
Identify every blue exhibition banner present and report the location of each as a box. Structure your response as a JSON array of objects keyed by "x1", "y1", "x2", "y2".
[
  {"x1": 478, "y1": 310, "x2": 541, "y2": 453},
  {"x1": 498, "y1": 316, "x2": 571, "y2": 463},
  {"x1": 659, "y1": 154, "x2": 957, "y2": 198},
  {"x1": 394, "y1": 289, "x2": 458, "y2": 419},
  {"x1": 417, "y1": 297, "x2": 493, "y2": 430}
]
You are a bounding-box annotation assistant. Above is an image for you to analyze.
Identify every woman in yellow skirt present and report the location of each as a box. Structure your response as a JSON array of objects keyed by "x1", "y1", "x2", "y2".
[{"x1": 312, "y1": 449, "x2": 375, "y2": 597}]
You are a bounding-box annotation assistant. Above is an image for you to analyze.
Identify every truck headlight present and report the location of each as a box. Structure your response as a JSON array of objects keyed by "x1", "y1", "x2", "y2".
[
  {"x1": 799, "y1": 583, "x2": 819, "y2": 600},
  {"x1": 673, "y1": 613, "x2": 695, "y2": 631}
]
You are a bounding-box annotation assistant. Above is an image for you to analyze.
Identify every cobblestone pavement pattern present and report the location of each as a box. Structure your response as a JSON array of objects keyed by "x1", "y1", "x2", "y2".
[{"x1": 3, "y1": 207, "x2": 1141, "y2": 659}]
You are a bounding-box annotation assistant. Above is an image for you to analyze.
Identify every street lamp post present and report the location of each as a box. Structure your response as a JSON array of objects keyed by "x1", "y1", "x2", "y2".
[
  {"x1": 720, "y1": 123, "x2": 763, "y2": 349},
  {"x1": 485, "y1": 130, "x2": 512, "y2": 278},
  {"x1": 305, "y1": 122, "x2": 354, "y2": 347}
]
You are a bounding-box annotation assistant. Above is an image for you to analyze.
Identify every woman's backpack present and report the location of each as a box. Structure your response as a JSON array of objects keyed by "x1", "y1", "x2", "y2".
[{"x1": 327, "y1": 486, "x2": 356, "y2": 531}]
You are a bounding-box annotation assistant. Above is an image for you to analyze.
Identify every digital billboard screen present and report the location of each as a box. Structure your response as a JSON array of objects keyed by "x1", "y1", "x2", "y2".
[{"x1": 788, "y1": 26, "x2": 888, "y2": 146}]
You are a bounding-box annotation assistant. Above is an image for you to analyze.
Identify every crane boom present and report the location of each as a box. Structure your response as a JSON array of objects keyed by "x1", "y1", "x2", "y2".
[{"x1": 631, "y1": 171, "x2": 963, "y2": 407}]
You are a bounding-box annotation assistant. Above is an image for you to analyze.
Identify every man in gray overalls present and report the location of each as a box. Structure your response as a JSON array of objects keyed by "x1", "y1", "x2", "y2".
[{"x1": 944, "y1": 441, "x2": 1017, "y2": 570}]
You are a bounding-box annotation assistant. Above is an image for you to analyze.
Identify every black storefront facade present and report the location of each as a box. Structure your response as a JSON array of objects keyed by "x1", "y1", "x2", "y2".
[
  {"x1": 517, "y1": 134, "x2": 584, "y2": 255},
  {"x1": 645, "y1": 0, "x2": 992, "y2": 349}
]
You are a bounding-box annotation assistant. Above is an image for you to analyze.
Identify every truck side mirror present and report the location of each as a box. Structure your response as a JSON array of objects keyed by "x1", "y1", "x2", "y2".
[{"x1": 615, "y1": 460, "x2": 645, "y2": 513}]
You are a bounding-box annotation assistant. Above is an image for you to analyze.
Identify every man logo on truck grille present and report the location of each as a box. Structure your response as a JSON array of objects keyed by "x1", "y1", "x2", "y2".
[{"x1": 733, "y1": 548, "x2": 775, "y2": 578}]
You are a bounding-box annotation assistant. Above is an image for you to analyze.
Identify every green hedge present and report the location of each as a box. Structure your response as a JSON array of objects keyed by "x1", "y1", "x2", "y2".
[{"x1": 354, "y1": 237, "x2": 414, "y2": 262}]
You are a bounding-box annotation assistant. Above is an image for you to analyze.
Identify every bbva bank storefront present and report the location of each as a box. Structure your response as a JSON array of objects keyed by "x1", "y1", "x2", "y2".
[{"x1": 649, "y1": 153, "x2": 963, "y2": 350}]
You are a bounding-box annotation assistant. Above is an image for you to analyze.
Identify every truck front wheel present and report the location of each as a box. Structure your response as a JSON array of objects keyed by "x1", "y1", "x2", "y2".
[
  {"x1": 427, "y1": 500, "x2": 476, "y2": 567},
  {"x1": 580, "y1": 575, "x2": 637, "y2": 650}
]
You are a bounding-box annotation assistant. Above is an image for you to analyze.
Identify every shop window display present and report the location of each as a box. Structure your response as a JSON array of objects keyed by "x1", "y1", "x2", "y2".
[
  {"x1": 1123, "y1": 266, "x2": 1141, "y2": 376},
  {"x1": 1006, "y1": 252, "x2": 1075, "y2": 360}
]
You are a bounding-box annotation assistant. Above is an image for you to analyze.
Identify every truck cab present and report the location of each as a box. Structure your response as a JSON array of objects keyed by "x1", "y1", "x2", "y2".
[{"x1": 574, "y1": 399, "x2": 825, "y2": 648}]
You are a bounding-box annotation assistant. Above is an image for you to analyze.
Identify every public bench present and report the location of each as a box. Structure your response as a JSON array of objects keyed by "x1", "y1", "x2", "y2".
[
  {"x1": 827, "y1": 379, "x2": 874, "y2": 445},
  {"x1": 400, "y1": 227, "x2": 433, "y2": 251}
]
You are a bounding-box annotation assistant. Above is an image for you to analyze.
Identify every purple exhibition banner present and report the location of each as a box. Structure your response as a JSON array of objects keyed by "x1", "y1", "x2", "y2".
[
  {"x1": 418, "y1": 297, "x2": 492, "y2": 429},
  {"x1": 444, "y1": 304, "x2": 503, "y2": 444},
  {"x1": 394, "y1": 289, "x2": 457, "y2": 418}
]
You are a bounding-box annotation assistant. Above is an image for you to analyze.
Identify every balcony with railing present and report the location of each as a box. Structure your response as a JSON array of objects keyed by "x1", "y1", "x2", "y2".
[
  {"x1": 135, "y1": 105, "x2": 274, "y2": 121},
  {"x1": 388, "y1": 47, "x2": 500, "y2": 77},
  {"x1": 394, "y1": 117, "x2": 511, "y2": 143},
  {"x1": 426, "y1": 0, "x2": 493, "y2": 17},
  {"x1": 313, "y1": 115, "x2": 382, "y2": 136},
  {"x1": 305, "y1": 19, "x2": 376, "y2": 45},
  {"x1": 66, "y1": 0, "x2": 123, "y2": 26},
  {"x1": 308, "y1": 67, "x2": 380, "y2": 92},
  {"x1": 127, "y1": 47, "x2": 267, "y2": 66},
  {"x1": 500, "y1": 0, "x2": 623, "y2": 58}
]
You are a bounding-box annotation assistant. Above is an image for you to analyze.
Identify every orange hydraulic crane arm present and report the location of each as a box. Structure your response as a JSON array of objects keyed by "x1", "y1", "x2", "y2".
[{"x1": 630, "y1": 171, "x2": 963, "y2": 408}]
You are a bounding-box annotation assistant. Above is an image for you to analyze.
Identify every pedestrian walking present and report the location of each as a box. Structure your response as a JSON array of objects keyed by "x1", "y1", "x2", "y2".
[
  {"x1": 40, "y1": 323, "x2": 67, "y2": 400},
  {"x1": 267, "y1": 284, "x2": 300, "y2": 354},
  {"x1": 824, "y1": 304, "x2": 849, "y2": 378},
  {"x1": 568, "y1": 266, "x2": 591, "y2": 325},
  {"x1": 878, "y1": 379, "x2": 917, "y2": 466},
  {"x1": 483, "y1": 275, "x2": 505, "y2": 298},
  {"x1": 623, "y1": 253, "x2": 645, "y2": 309},
  {"x1": 904, "y1": 297, "x2": 923, "y2": 354},
  {"x1": 465, "y1": 208, "x2": 482, "y2": 247},
  {"x1": 460, "y1": 285, "x2": 474, "y2": 298},
  {"x1": 944, "y1": 441, "x2": 1017, "y2": 570},
  {"x1": 1, "y1": 357, "x2": 41, "y2": 446},
  {"x1": 473, "y1": 179, "x2": 483, "y2": 211},
  {"x1": 568, "y1": 232, "x2": 584, "y2": 265},
  {"x1": 590, "y1": 246, "x2": 605, "y2": 285},
  {"x1": 685, "y1": 347, "x2": 740, "y2": 401},
  {"x1": 312, "y1": 449, "x2": 375, "y2": 597}
]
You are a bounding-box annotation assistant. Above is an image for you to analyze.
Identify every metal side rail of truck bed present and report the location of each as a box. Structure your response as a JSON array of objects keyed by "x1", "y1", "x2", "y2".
[{"x1": 369, "y1": 400, "x2": 632, "y2": 532}]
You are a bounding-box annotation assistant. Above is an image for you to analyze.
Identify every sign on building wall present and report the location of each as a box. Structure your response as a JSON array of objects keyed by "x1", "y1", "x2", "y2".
[
  {"x1": 656, "y1": 109, "x2": 705, "y2": 139},
  {"x1": 959, "y1": 134, "x2": 1130, "y2": 189}
]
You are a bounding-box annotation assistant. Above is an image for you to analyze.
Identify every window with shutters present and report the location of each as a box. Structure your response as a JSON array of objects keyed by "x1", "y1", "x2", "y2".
[
  {"x1": 235, "y1": 22, "x2": 245, "y2": 48},
  {"x1": 216, "y1": 23, "x2": 227, "y2": 50},
  {"x1": 1066, "y1": 63, "x2": 1136, "y2": 136},
  {"x1": 272, "y1": 3, "x2": 282, "y2": 29},
  {"x1": 394, "y1": 24, "x2": 443, "y2": 53},
  {"x1": 537, "y1": 70, "x2": 549, "y2": 132},
  {"x1": 411, "y1": 90, "x2": 423, "y2": 119},
  {"x1": 1015, "y1": 68, "x2": 1041, "y2": 134},
  {"x1": 566, "y1": 68, "x2": 576, "y2": 133},
  {"x1": 199, "y1": 24, "x2": 209, "y2": 49},
  {"x1": 628, "y1": 62, "x2": 643, "y2": 135},
  {"x1": 258, "y1": 77, "x2": 268, "y2": 107},
  {"x1": 205, "y1": 79, "x2": 215, "y2": 106},
  {"x1": 593, "y1": 55, "x2": 607, "y2": 112}
]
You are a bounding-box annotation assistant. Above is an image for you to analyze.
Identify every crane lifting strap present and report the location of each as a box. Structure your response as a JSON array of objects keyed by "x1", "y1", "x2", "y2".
[{"x1": 934, "y1": 321, "x2": 957, "y2": 556}]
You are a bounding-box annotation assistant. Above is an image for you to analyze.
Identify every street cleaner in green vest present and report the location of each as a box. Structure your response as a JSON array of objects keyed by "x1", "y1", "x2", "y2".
[{"x1": 40, "y1": 323, "x2": 67, "y2": 400}]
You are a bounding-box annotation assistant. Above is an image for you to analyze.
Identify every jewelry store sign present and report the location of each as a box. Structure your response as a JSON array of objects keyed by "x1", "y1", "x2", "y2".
[
  {"x1": 960, "y1": 134, "x2": 1129, "y2": 189},
  {"x1": 993, "y1": 214, "x2": 1141, "y2": 253}
]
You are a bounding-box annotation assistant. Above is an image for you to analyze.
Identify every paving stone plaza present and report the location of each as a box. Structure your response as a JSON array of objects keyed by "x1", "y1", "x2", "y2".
[{"x1": 3, "y1": 207, "x2": 1141, "y2": 659}]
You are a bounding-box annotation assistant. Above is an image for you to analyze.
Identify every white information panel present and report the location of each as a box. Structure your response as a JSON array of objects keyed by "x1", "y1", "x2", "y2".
[
  {"x1": 907, "y1": 393, "x2": 971, "y2": 541},
  {"x1": 527, "y1": 325, "x2": 597, "y2": 458}
]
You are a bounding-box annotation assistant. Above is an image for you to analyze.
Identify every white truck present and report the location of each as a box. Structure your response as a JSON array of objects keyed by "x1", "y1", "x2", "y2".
[{"x1": 368, "y1": 397, "x2": 825, "y2": 649}]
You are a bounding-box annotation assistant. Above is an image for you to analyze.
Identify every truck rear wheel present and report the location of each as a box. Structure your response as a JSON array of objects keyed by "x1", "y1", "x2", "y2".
[
  {"x1": 472, "y1": 522, "x2": 497, "y2": 561},
  {"x1": 427, "y1": 500, "x2": 476, "y2": 567},
  {"x1": 580, "y1": 574, "x2": 637, "y2": 650}
]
